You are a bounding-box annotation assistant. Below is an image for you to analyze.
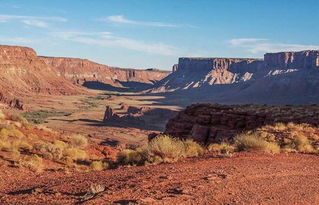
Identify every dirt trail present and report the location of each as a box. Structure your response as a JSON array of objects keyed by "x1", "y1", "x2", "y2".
[{"x1": 1, "y1": 152, "x2": 319, "y2": 204}]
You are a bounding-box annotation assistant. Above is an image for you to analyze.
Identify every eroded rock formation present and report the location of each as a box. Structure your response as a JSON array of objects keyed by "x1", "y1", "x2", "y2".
[
  {"x1": 164, "y1": 104, "x2": 319, "y2": 144},
  {"x1": 103, "y1": 104, "x2": 177, "y2": 130}
]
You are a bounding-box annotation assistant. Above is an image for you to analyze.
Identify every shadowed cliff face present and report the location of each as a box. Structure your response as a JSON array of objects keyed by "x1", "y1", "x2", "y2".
[
  {"x1": 41, "y1": 57, "x2": 170, "y2": 88},
  {"x1": 151, "y1": 57, "x2": 265, "y2": 92},
  {"x1": 150, "y1": 50, "x2": 319, "y2": 105},
  {"x1": 165, "y1": 104, "x2": 319, "y2": 144},
  {"x1": 264, "y1": 50, "x2": 319, "y2": 70}
]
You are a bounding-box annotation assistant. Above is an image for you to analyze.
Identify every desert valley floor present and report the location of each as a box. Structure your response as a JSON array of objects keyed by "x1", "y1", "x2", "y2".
[{"x1": 1, "y1": 88, "x2": 319, "y2": 205}]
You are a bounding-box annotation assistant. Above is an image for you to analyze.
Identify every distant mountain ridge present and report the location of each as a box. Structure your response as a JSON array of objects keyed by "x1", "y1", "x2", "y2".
[{"x1": 150, "y1": 50, "x2": 319, "y2": 105}]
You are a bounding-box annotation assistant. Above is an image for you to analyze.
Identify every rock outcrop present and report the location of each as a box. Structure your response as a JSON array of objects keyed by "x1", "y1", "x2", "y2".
[
  {"x1": 164, "y1": 104, "x2": 319, "y2": 144},
  {"x1": 103, "y1": 105, "x2": 177, "y2": 131},
  {"x1": 41, "y1": 57, "x2": 170, "y2": 87}
]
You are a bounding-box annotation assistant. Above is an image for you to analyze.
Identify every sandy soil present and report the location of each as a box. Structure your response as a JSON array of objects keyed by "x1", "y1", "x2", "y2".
[
  {"x1": 16, "y1": 90, "x2": 181, "y2": 147},
  {"x1": 1, "y1": 152, "x2": 318, "y2": 204}
]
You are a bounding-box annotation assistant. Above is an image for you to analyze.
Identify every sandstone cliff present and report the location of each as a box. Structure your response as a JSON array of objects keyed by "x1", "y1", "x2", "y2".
[
  {"x1": 264, "y1": 50, "x2": 319, "y2": 70},
  {"x1": 41, "y1": 57, "x2": 170, "y2": 87},
  {"x1": 164, "y1": 104, "x2": 319, "y2": 144},
  {"x1": 151, "y1": 57, "x2": 264, "y2": 92},
  {"x1": 0, "y1": 45, "x2": 83, "y2": 109}
]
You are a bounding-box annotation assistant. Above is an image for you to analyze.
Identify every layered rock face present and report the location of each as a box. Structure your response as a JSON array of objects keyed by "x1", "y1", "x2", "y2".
[
  {"x1": 151, "y1": 57, "x2": 264, "y2": 92},
  {"x1": 164, "y1": 104, "x2": 319, "y2": 144},
  {"x1": 42, "y1": 57, "x2": 170, "y2": 87},
  {"x1": 0, "y1": 45, "x2": 83, "y2": 109},
  {"x1": 264, "y1": 50, "x2": 319, "y2": 70}
]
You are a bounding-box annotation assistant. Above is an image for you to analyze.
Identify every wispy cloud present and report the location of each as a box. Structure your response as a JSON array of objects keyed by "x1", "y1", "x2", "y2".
[
  {"x1": 21, "y1": 19, "x2": 48, "y2": 28},
  {"x1": 0, "y1": 14, "x2": 66, "y2": 28},
  {"x1": 228, "y1": 38, "x2": 319, "y2": 54},
  {"x1": 0, "y1": 36, "x2": 34, "y2": 44},
  {"x1": 228, "y1": 38, "x2": 267, "y2": 46},
  {"x1": 52, "y1": 31, "x2": 178, "y2": 56},
  {"x1": 101, "y1": 15, "x2": 178, "y2": 28}
]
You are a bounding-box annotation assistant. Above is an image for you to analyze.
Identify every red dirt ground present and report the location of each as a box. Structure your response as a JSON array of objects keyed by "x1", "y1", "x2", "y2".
[{"x1": 1, "y1": 152, "x2": 319, "y2": 205}]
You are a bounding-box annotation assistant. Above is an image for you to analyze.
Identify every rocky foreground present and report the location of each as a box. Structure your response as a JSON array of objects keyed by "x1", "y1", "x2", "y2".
[{"x1": 1, "y1": 152, "x2": 318, "y2": 204}]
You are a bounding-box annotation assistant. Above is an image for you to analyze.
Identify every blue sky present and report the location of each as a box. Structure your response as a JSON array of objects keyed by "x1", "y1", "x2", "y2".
[{"x1": 0, "y1": 0, "x2": 318, "y2": 70}]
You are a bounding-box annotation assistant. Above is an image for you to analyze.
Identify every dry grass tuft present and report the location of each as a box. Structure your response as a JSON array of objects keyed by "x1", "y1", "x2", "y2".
[
  {"x1": 208, "y1": 143, "x2": 235, "y2": 157},
  {"x1": 19, "y1": 154, "x2": 44, "y2": 172},
  {"x1": 234, "y1": 133, "x2": 280, "y2": 154},
  {"x1": 69, "y1": 134, "x2": 88, "y2": 148},
  {"x1": 118, "y1": 135, "x2": 205, "y2": 166},
  {"x1": 90, "y1": 160, "x2": 109, "y2": 171}
]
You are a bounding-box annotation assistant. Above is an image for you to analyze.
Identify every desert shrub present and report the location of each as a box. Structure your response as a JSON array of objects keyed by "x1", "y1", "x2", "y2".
[
  {"x1": 234, "y1": 133, "x2": 280, "y2": 154},
  {"x1": 9, "y1": 149, "x2": 21, "y2": 161},
  {"x1": 11, "y1": 140, "x2": 32, "y2": 152},
  {"x1": 0, "y1": 110, "x2": 6, "y2": 120},
  {"x1": 289, "y1": 135, "x2": 314, "y2": 153},
  {"x1": 27, "y1": 133, "x2": 38, "y2": 140},
  {"x1": 208, "y1": 143, "x2": 235, "y2": 157},
  {"x1": 183, "y1": 139, "x2": 205, "y2": 157},
  {"x1": 63, "y1": 148, "x2": 88, "y2": 161},
  {"x1": 90, "y1": 160, "x2": 109, "y2": 171},
  {"x1": 272, "y1": 123, "x2": 287, "y2": 131},
  {"x1": 117, "y1": 149, "x2": 146, "y2": 165},
  {"x1": 9, "y1": 114, "x2": 29, "y2": 127},
  {"x1": 34, "y1": 142, "x2": 64, "y2": 160},
  {"x1": 147, "y1": 135, "x2": 185, "y2": 162},
  {"x1": 118, "y1": 135, "x2": 205, "y2": 166},
  {"x1": 69, "y1": 134, "x2": 88, "y2": 148},
  {"x1": 19, "y1": 154, "x2": 44, "y2": 172},
  {"x1": 0, "y1": 139, "x2": 10, "y2": 151},
  {"x1": 0, "y1": 128, "x2": 24, "y2": 139},
  {"x1": 22, "y1": 110, "x2": 70, "y2": 124}
]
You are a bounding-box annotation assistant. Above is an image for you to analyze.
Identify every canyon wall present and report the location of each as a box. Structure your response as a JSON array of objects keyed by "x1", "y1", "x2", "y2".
[
  {"x1": 264, "y1": 50, "x2": 319, "y2": 70},
  {"x1": 41, "y1": 57, "x2": 170, "y2": 87},
  {"x1": 0, "y1": 45, "x2": 83, "y2": 109},
  {"x1": 151, "y1": 57, "x2": 264, "y2": 92}
]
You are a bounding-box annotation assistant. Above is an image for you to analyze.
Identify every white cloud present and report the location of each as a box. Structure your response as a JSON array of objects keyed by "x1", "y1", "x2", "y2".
[
  {"x1": 52, "y1": 31, "x2": 178, "y2": 56},
  {"x1": 228, "y1": 38, "x2": 319, "y2": 54},
  {"x1": 0, "y1": 14, "x2": 66, "y2": 28},
  {"x1": 0, "y1": 36, "x2": 34, "y2": 44},
  {"x1": 102, "y1": 15, "x2": 178, "y2": 28},
  {"x1": 228, "y1": 38, "x2": 267, "y2": 46},
  {"x1": 21, "y1": 19, "x2": 48, "y2": 28}
]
